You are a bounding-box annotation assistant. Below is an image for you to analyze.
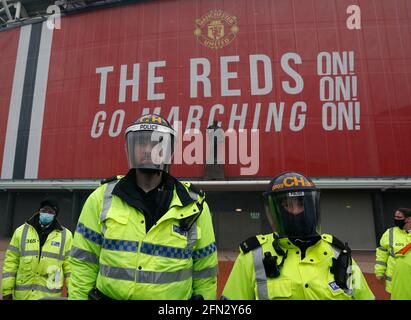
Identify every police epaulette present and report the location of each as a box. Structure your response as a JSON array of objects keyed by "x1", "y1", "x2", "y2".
[
  {"x1": 100, "y1": 176, "x2": 119, "y2": 185},
  {"x1": 188, "y1": 184, "x2": 205, "y2": 197},
  {"x1": 327, "y1": 235, "x2": 351, "y2": 253},
  {"x1": 240, "y1": 236, "x2": 261, "y2": 254}
]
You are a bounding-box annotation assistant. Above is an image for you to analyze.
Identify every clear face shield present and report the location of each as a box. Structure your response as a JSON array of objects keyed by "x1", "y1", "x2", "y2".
[
  {"x1": 125, "y1": 130, "x2": 173, "y2": 172},
  {"x1": 264, "y1": 190, "x2": 321, "y2": 239}
]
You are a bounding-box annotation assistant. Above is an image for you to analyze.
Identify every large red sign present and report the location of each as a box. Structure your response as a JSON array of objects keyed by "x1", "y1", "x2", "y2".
[{"x1": 2, "y1": 0, "x2": 411, "y2": 179}]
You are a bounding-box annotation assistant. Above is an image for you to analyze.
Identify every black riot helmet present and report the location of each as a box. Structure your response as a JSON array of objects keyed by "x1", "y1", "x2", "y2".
[
  {"x1": 263, "y1": 172, "x2": 321, "y2": 239},
  {"x1": 125, "y1": 114, "x2": 176, "y2": 173}
]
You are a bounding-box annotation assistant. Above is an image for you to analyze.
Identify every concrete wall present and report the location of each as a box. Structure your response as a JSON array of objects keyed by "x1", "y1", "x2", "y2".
[
  {"x1": 206, "y1": 191, "x2": 267, "y2": 250},
  {"x1": 320, "y1": 190, "x2": 376, "y2": 250}
]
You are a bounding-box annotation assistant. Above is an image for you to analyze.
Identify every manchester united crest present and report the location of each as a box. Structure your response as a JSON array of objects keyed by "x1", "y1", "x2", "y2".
[{"x1": 194, "y1": 9, "x2": 239, "y2": 49}]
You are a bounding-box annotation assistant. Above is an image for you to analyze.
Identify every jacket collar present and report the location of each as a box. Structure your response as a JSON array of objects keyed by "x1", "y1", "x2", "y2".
[
  {"x1": 114, "y1": 169, "x2": 196, "y2": 209},
  {"x1": 173, "y1": 179, "x2": 197, "y2": 207}
]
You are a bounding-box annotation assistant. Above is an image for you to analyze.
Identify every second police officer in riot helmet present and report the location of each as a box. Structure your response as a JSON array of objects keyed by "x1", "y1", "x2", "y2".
[
  {"x1": 221, "y1": 172, "x2": 375, "y2": 300},
  {"x1": 69, "y1": 114, "x2": 218, "y2": 300}
]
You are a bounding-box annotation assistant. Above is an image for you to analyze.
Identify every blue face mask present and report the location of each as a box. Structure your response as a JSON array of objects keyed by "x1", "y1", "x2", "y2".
[{"x1": 39, "y1": 212, "x2": 55, "y2": 225}]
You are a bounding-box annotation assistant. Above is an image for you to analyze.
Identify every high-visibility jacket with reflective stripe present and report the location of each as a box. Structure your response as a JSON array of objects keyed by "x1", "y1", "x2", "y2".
[
  {"x1": 68, "y1": 179, "x2": 217, "y2": 300},
  {"x1": 375, "y1": 227, "x2": 411, "y2": 293},
  {"x1": 1, "y1": 222, "x2": 73, "y2": 300},
  {"x1": 390, "y1": 247, "x2": 411, "y2": 300},
  {"x1": 222, "y1": 233, "x2": 375, "y2": 300}
]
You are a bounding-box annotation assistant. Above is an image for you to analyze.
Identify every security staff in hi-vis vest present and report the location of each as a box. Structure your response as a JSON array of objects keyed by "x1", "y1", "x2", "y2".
[
  {"x1": 390, "y1": 242, "x2": 411, "y2": 300},
  {"x1": 221, "y1": 172, "x2": 375, "y2": 300},
  {"x1": 375, "y1": 207, "x2": 411, "y2": 294},
  {"x1": 68, "y1": 114, "x2": 217, "y2": 300},
  {"x1": 1, "y1": 197, "x2": 72, "y2": 300}
]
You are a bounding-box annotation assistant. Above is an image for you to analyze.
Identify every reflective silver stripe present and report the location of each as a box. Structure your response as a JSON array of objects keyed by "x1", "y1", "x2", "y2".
[
  {"x1": 100, "y1": 180, "x2": 119, "y2": 234},
  {"x1": 193, "y1": 266, "x2": 217, "y2": 279},
  {"x1": 101, "y1": 181, "x2": 117, "y2": 221},
  {"x1": 252, "y1": 247, "x2": 268, "y2": 300},
  {"x1": 386, "y1": 276, "x2": 392, "y2": 282},
  {"x1": 7, "y1": 245, "x2": 19, "y2": 254},
  {"x1": 69, "y1": 246, "x2": 99, "y2": 265},
  {"x1": 187, "y1": 188, "x2": 199, "y2": 201},
  {"x1": 20, "y1": 224, "x2": 29, "y2": 256},
  {"x1": 15, "y1": 284, "x2": 61, "y2": 294},
  {"x1": 41, "y1": 251, "x2": 62, "y2": 260},
  {"x1": 375, "y1": 261, "x2": 387, "y2": 267},
  {"x1": 21, "y1": 250, "x2": 38, "y2": 257},
  {"x1": 2, "y1": 272, "x2": 17, "y2": 278},
  {"x1": 388, "y1": 228, "x2": 395, "y2": 251},
  {"x1": 187, "y1": 222, "x2": 197, "y2": 251},
  {"x1": 137, "y1": 268, "x2": 192, "y2": 284},
  {"x1": 389, "y1": 227, "x2": 394, "y2": 257},
  {"x1": 59, "y1": 228, "x2": 67, "y2": 260},
  {"x1": 331, "y1": 246, "x2": 340, "y2": 259},
  {"x1": 377, "y1": 246, "x2": 388, "y2": 252},
  {"x1": 100, "y1": 264, "x2": 135, "y2": 281},
  {"x1": 100, "y1": 264, "x2": 193, "y2": 284},
  {"x1": 388, "y1": 228, "x2": 393, "y2": 247}
]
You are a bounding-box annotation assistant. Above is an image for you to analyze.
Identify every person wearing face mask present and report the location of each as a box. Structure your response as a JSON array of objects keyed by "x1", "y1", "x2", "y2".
[
  {"x1": 1, "y1": 197, "x2": 73, "y2": 300},
  {"x1": 375, "y1": 207, "x2": 411, "y2": 295},
  {"x1": 221, "y1": 172, "x2": 374, "y2": 300},
  {"x1": 68, "y1": 114, "x2": 217, "y2": 300}
]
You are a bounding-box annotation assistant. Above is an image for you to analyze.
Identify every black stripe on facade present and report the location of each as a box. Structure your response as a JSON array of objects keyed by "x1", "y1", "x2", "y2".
[{"x1": 13, "y1": 22, "x2": 42, "y2": 179}]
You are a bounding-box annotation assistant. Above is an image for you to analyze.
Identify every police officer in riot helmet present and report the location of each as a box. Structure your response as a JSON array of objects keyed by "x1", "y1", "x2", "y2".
[
  {"x1": 69, "y1": 114, "x2": 217, "y2": 300},
  {"x1": 264, "y1": 172, "x2": 321, "y2": 253},
  {"x1": 125, "y1": 114, "x2": 175, "y2": 190},
  {"x1": 221, "y1": 172, "x2": 375, "y2": 300}
]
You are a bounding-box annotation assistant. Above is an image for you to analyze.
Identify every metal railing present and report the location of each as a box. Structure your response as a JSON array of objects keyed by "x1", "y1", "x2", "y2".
[{"x1": 0, "y1": 1, "x2": 28, "y2": 23}]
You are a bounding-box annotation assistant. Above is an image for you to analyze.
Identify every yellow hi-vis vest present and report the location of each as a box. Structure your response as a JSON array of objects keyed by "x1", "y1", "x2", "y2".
[
  {"x1": 68, "y1": 178, "x2": 217, "y2": 300},
  {"x1": 1, "y1": 221, "x2": 72, "y2": 300},
  {"x1": 221, "y1": 233, "x2": 375, "y2": 300},
  {"x1": 390, "y1": 244, "x2": 411, "y2": 300},
  {"x1": 375, "y1": 227, "x2": 411, "y2": 293}
]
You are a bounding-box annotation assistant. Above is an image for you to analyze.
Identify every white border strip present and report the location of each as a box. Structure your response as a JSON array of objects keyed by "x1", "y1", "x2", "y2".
[
  {"x1": 1, "y1": 25, "x2": 32, "y2": 179},
  {"x1": 25, "y1": 22, "x2": 54, "y2": 179},
  {"x1": 0, "y1": 178, "x2": 410, "y2": 190}
]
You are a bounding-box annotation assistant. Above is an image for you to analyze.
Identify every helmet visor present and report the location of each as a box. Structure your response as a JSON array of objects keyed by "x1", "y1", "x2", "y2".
[
  {"x1": 126, "y1": 130, "x2": 173, "y2": 171},
  {"x1": 264, "y1": 190, "x2": 321, "y2": 238}
]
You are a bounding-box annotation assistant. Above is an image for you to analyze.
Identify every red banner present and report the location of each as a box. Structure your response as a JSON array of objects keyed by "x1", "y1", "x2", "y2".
[{"x1": 2, "y1": 0, "x2": 411, "y2": 179}]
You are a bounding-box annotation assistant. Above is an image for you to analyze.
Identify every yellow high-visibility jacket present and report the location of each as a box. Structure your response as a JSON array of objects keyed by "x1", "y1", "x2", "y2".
[
  {"x1": 1, "y1": 217, "x2": 72, "y2": 300},
  {"x1": 375, "y1": 227, "x2": 411, "y2": 293},
  {"x1": 68, "y1": 176, "x2": 217, "y2": 300},
  {"x1": 390, "y1": 244, "x2": 411, "y2": 300},
  {"x1": 221, "y1": 233, "x2": 375, "y2": 300}
]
